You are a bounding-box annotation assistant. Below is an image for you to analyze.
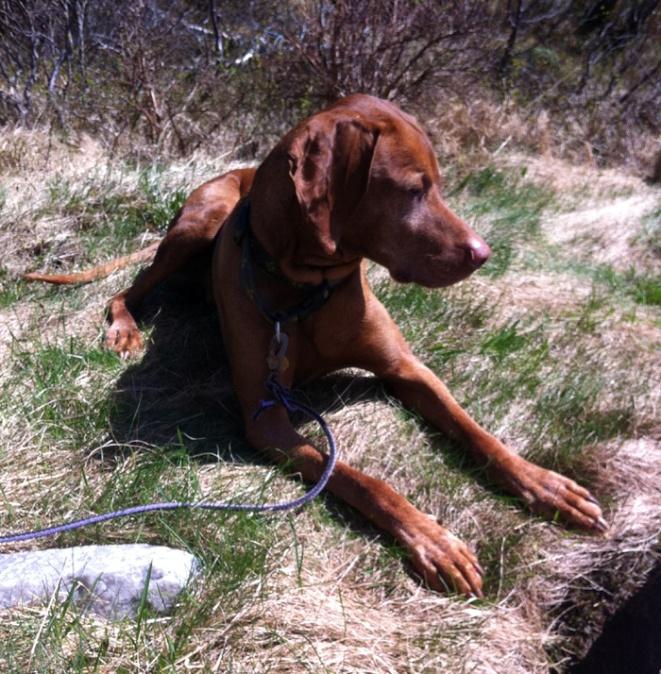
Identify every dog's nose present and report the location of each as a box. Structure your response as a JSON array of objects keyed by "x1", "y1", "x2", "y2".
[{"x1": 463, "y1": 238, "x2": 491, "y2": 269}]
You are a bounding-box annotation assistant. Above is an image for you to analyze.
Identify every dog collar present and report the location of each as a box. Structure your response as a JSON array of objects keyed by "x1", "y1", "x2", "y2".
[{"x1": 232, "y1": 196, "x2": 339, "y2": 324}]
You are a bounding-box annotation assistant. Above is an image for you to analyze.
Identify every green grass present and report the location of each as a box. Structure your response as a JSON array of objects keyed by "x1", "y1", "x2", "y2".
[
  {"x1": 0, "y1": 497, "x2": 280, "y2": 673},
  {"x1": 530, "y1": 366, "x2": 634, "y2": 461},
  {"x1": 448, "y1": 166, "x2": 555, "y2": 277},
  {"x1": 0, "y1": 331, "x2": 289, "y2": 673},
  {"x1": 449, "y1": 167, "x2": 660, "y2": 313},
  {"x1": 43, "y1": 166, "x2": 188, "y2": 264},
  {"x1": 3, "y1": 162, "x2": 190, "y2": 313},
  {"x1": 479, "y1": 320, "x2": 530, "y2": 360},
  {"x1": 0, "y1": 272, "x2": 32, "y2": 308},
  {"x1": 536, "y1": 255, "x2": 661, "y2": 308},
  {"x1": 1, "y1": 339, "x2": 122, "y2": 449},
  {"x1": 631, "y1": 275, "x2": 661, "y2": 305}
]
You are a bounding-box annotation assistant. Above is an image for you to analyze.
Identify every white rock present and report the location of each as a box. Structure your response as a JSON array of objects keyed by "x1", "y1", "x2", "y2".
[{"x1": 0, "y1": 544, "x2": 200, "y2": 619}]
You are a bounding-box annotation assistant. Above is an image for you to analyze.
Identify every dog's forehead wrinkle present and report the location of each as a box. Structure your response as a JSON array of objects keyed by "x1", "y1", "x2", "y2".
[
  {"x1": 371, "y1": 164, "x2": 428, "y2": 192},
  {"x1": 374, "y1": 139, "x2": 436, "y2": 183}
]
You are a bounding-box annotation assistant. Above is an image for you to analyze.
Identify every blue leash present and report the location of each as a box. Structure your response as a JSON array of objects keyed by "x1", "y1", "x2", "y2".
[{"x1": 0, "y1": 375, "x2": 337, "y2": 544}]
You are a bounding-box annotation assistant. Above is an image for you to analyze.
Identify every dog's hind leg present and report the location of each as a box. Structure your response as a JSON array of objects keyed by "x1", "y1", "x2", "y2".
[{"x1": 107, "y1": 169, "x2": 254, "y2": 357}]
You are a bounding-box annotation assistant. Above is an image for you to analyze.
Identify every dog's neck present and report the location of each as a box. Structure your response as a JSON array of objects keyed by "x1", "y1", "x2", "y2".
[
  {"x1": 249, "y1": 199, "x2": 362, "y2": 287},
  {"x1": 281, "y1": 254, "x2": 362, "y2": 286},
  {"x1": 233, "y1": 196, "x2": 360, "y2": 325}
]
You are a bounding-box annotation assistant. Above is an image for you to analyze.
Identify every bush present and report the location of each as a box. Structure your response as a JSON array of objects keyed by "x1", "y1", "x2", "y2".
[{"x1": 0, "y1": 0, "x2": 658, "y2": 168}]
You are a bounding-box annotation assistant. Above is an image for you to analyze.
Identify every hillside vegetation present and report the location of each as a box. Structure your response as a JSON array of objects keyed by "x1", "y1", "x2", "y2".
[
  {"x1": 1, "y1": 1, "x2": 659, "y2": 172},
  {"x1": 0, "y1": 126, "x2": 659, "y2": 672}
]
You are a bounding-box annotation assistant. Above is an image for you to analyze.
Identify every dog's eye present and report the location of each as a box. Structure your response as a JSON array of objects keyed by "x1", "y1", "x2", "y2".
[{"x1": 408, "y1": 175, "x2": 430, "y2": 198}]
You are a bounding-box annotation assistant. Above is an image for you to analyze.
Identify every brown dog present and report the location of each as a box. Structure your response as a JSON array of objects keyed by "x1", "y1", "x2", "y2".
[{"x1": 25, "y1": 95, "x2": 606, "y2": 596}]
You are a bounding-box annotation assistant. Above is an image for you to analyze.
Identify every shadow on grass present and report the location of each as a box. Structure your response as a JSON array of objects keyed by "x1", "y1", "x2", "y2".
[
  {"x1": 567, "y1": 561, "x2": 661, "y2": 674},
  {"x1": 105, "y1": 280, "x2": 387, "y2": 462},
  {"x1": 107, "y1": 282, "x2": 242, "y2": 461}
]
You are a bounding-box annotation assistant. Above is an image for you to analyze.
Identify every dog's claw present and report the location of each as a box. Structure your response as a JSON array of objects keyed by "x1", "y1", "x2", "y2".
[
  {"x1": 501, "y1": 458, "x2": 606, "y2": 533},
  {"x1": 595, "y1": 516, "x2": 609, "y2": 532},
  {"x1": 105, "y1": 320, "x2": 143, "y2": 358},
  {"x1": 400, "y1": 513, "x2": 484, "y2": 598}
]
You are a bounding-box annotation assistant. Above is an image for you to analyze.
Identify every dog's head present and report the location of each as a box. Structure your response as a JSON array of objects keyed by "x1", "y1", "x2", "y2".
[{"x1": 251, "y1": 94, "x2": 490, "y2": 287}]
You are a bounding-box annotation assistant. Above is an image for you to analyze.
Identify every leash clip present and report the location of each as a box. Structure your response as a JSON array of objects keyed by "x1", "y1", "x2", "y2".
[{"x1": 267, "y1": 321, "x2": 289, "y2": 372}]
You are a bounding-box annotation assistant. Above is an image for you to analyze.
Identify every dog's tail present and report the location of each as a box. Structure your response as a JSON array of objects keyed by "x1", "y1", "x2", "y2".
[{"x1": 22, "y1": 242, "x2": 160, "y2": 285}]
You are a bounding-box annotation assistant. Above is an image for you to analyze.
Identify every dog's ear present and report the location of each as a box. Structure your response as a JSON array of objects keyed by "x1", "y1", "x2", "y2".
[{"x1": 288, "y1": 116, "x2": 379, "y2": 256}]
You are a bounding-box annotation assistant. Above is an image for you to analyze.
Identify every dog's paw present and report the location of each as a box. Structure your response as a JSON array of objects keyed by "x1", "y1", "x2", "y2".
[
  {"x1": 398, "y1": 513, "x2": 484, "y2": 597},
  {"x1": 105, "y1": 321, "x2": 144, "y2": 359},
  {"x1": 506, "y1": 459, "x2": 607, "y2": 533}
]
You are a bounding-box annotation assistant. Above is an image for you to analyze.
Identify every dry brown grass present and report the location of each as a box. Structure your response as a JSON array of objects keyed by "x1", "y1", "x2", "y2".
[
  {"x1": 497, "y1": 153, "x2": 661, "y2": 272},
  {"x1": 426, "y1": 96, "x2": 660, "y2": 179}
]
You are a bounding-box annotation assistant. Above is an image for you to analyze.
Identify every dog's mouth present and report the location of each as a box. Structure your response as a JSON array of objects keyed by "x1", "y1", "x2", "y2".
[
  {"x1": 389, "y1": 259, "x2": 476, "y2": 288},
  {"x1": 390, "y1": 267, "x2": 414, "y2": 284}
]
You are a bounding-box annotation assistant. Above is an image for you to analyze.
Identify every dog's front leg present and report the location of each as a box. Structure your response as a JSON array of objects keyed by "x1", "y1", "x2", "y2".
[
  {"x1": 244, "y1": 404, "x2": 484, "y2": 597},
  {"x1": 377, "y1": 351, "x2": 607, "y2": 533}
]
